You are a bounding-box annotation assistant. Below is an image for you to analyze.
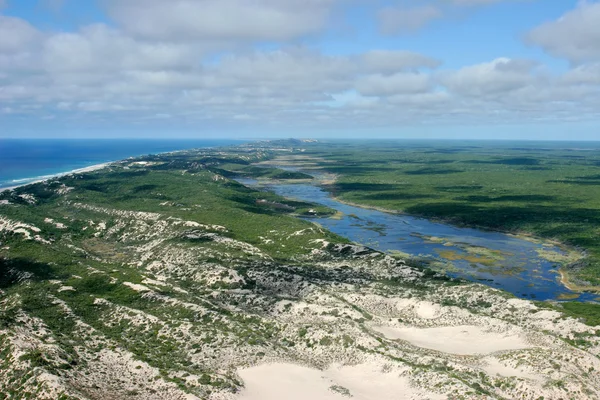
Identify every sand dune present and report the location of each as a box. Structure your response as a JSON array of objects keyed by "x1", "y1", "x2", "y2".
[
  {"x1": 372, "y1": 325, "x2": 531, "y2": 355},
  {"x1": 481, "y1": 357, "x2": 543, "y2": 382},
  {"x1": 237, "y1": 363, "x2": 443, "y2": 400}
]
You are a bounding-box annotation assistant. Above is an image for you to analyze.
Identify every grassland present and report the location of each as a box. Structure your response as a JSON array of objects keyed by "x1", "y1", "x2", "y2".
[{"x1": 281, "y1": 140, "x2": 600, "y2": 287}]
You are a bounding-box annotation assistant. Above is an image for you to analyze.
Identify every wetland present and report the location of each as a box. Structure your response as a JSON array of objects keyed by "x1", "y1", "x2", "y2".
[{"x1": 238, "y1": 174, "x2": 592, "y2": 301}]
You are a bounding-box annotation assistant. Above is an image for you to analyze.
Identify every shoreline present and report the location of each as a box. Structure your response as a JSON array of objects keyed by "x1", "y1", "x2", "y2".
[
  {"x1": 0, "y1": 140, "x2": 247, "y2": 194},
  {"x1": 5, "y1": 148, "x2": 599, "y2": 297},
  {"x1": 559, "y1": 269, "x2": 600, "y2": 294},
  {"x1": 0, "y1": 162, "x2": 113, "y2": 193}
]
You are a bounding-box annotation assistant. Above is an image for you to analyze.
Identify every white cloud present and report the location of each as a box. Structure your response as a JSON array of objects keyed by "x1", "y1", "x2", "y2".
[
  {"x1": 561, "y1": 62, "x2": 600, "y2": 85},
  {"x1": 388, "y1": 91, "x2": 450, "y2": 106},
  {"x1": 0, "y1": 15, "x2": 40, "y2": 52},
  {"x1": 362, "y1": 50, "x2": 441, "y2": 73},
  {"x1": 1, "y1": 11, "x2": 599, "y2": 132},
  {"x1": 106, "y1": 0, "x2": 337, "y2": 42},
  {"x1": 378, "y1": 5, "x2": 442, "y2": 35},
  {"x1": 441, "y1": 58, "x2": 539, "y2": 97},
  {"x1": 42, "y1": 24, "x2": 202, "y2": 73},
  {"x1": 356, "y1": 73, "x2": 432, "y2": 96},
  {"x1": 209, "y1": 49, "x2": 353, "y2": 90},
  {"x1": 527, "y1": 1, "x2": 600, "y2": 63}
]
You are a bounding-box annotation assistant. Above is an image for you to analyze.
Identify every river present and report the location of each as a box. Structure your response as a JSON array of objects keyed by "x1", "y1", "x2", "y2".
[{"x1": 237, "y1": 172, "x2": 597, "y2": 302}]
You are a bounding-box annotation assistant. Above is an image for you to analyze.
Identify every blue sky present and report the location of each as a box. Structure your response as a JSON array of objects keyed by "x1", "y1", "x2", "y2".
[{"x1": 0, "y1": 0, "x2": 599, "y2": 139}]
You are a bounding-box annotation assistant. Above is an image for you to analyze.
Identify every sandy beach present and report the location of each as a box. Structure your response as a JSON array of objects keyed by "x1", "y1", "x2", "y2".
[{"x1": 0, "y1": 162, "x2": 112, "y2": 193}]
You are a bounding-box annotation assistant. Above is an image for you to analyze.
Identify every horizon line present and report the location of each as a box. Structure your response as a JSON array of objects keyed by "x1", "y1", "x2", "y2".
[{"x1": 1, "y1": 137, "x2": 600, "y2": 142}]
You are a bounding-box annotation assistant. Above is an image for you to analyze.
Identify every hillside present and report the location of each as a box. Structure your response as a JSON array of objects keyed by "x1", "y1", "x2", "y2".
[{"x1": 1, "y1": 145, "x2": 600, "y2": 400}]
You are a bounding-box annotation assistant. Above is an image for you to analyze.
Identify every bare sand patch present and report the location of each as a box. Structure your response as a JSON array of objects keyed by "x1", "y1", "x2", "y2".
[
  {"x1": 236, "y1": 363, "x2": 443, "y2": 400},
  {"x1": 481, "y1": 357, "x2": 543, "y2": 382},
  {"x1": 415, "y1": 302, "x2": 439, "y2": 319},
  {"x1": 372, "y1": 325, "x2": 531, "y2": 355}
]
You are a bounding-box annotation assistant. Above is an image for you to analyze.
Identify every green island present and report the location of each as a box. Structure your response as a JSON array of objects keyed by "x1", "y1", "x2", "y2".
[{"x1": 1, "y1": 140, "x2": 600, "y2": 399}]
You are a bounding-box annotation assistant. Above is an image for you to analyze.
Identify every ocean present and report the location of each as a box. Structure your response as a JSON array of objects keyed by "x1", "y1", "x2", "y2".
[{"x1": 0, "y1": 139, "x2": 245, "y2": 189}]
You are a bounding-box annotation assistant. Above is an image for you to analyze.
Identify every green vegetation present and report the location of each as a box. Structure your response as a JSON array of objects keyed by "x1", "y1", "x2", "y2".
[
  {"x1": 19, "y1": 349, "x2": 51, "y2": 368},
  {"x1": 1, "y1": 140, "x2": 600, "y2": 399},
  {"x1": 0, "y1": 153, "x2": 338, "y2": 261},
  {"x1": 288, "y1": 140, "x2": 600, "y2": 286},
  {"x1": 228, "y1": 165, "x2": 314, "y2": 180},
  {"x1": 556, "y1": 302, "x2": 600, "y2": 327},
  {"x1": 0, "y1": 146, "x2": 348, "y2": 397}
]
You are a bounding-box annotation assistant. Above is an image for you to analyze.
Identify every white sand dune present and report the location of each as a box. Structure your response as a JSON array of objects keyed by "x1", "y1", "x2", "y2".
[
  {"x1": 481, "y1": 357, "x2": 543, "y2": 382},
  {"x1": 237, "y1": 363, "x2": 443, "y2": 400},
  {"x1": 372, "y1": 325, "x2": 531, "y2": 355}
]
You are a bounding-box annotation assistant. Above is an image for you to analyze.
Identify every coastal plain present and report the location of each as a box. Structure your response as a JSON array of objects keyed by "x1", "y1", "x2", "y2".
[{"x1": 1, "y1": 140, "x2": 600, "y2": 399}]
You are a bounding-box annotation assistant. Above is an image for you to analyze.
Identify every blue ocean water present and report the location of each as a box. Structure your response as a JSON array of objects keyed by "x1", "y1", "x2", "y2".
[{"x1": 0, "y1": 139, "x2": 245, "y2": 189}]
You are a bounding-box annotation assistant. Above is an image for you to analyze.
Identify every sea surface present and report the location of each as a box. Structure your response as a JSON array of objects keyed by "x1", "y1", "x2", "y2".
[{"x1": 0, "y1": 139, "x2": 244, "y2": 189}]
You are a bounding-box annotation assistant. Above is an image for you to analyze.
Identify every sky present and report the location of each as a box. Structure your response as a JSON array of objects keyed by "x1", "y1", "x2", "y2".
[{"x1": 0, "y1": 0, "x2": 599, "y2": 140}]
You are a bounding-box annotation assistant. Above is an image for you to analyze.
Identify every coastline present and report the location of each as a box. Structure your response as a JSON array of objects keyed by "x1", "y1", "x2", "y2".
[
  {"x1": 0, "y1": 162, "x2": 113, "y2": 193},
  {"x1": 5, "y1": 148, "x2": 599, "y2": 297},
  {"x1": 0, "y1": 139, "x2": 246, "y2": 194}
]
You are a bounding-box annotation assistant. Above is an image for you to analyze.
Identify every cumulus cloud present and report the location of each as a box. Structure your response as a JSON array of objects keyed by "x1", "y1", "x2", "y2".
[
  {"x1": 1, "y1": 9, "x2": 599, "y2": 132},
  {"x1": 356, "y1": 73, "x2": 432, "y2": 96},
  {"x1": 527, "y1": 1, "x2": 600, "y2": 63},
  {"x1": 561, "y1": 62, "x2": 600, "y2": 85},
  {"x1": 0, "y1": 15, "x2": 40, "y2": 52},
  {"x1": 106, "y1": 0, "x2": 338, "y2": 42},
  {"x1": 378, "y1": 5, "x2": 442, "y2": 35},
  {"x1": 362, "y1": 50, "x2": 441, "y2": 73},
  {"x1": 42, "y1": 24, "x2": 202, "y2": 73},
  {"x1": 441, "y1": 58, "x2": 539, "y2": 97},
  {"x1": 209, "y1": 49, "x2": 353, "y2": 90}
]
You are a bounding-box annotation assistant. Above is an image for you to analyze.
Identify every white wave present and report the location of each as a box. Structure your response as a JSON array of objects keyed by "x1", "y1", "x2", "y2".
[{"x1": 1, "y1": 162, "x2": 112, "y2": 192}]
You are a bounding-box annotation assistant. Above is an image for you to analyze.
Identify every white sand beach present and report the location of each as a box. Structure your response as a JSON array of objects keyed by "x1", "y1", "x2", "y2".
[{"x1": 0, "y1": 162, "x2": 112, "y2": 193}]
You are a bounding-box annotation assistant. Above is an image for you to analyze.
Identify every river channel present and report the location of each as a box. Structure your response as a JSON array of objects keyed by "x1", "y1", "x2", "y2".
[{"x1": 237, "y1": 173, "x2": 596, "y2": 302}]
